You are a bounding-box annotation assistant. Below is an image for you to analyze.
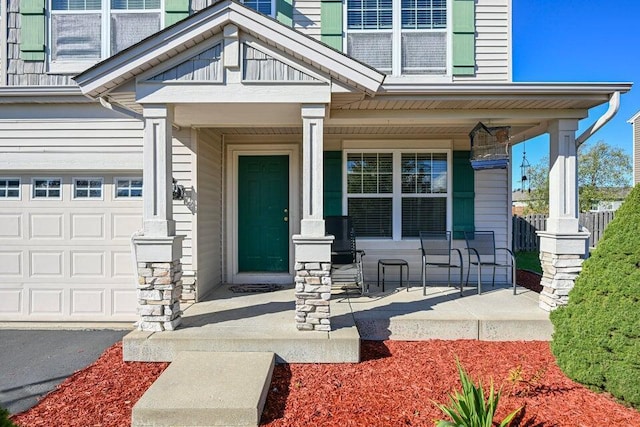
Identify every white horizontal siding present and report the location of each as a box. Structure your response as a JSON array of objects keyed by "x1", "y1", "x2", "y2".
[
  {"x1": 474, "y1": 168, "x2": 510, "y2": 282},
  {"x1": 293, "y1": 0, "x2": 321, "y2": 39},
  {"x1": 195, "y1": 129, "x2": 224, "y2": 298},
  {"x1": 455, "y1": 0, "x2": 511, "y2": 83},
  {"x1": 0, "y1": 104, "x2": 144, "y2": 170},
  {"x1": 172, "y1": 129, "x2": 196, "y2": 275}
]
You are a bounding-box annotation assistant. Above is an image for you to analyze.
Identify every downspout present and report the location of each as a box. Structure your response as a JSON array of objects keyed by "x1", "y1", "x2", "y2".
[{"x1": 576, "y1": 91, "x2": 621, "y2": 147}]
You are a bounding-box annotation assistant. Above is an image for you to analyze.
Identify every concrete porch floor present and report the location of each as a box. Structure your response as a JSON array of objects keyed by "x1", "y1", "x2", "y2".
[{"x1": 124, "y1": 282, "x2": 552, "y2": 363}]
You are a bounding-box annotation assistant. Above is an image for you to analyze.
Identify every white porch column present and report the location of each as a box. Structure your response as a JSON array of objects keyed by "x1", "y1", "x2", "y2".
[
  {"x1": 300, "y1": 104, "x2": 326, "y2": 237},
  {"x1": 293, "y1": 104, "x2": 334, "y2": 331},
  {"x1": 142, "y1": 104, "x2": 175, "y2": 237},
  {"x1": 537, "y1": 119, "x2": 589, "y2": 311},
  {"x1": 133, "y1": 104, "x2": 184, "y2": 332}
]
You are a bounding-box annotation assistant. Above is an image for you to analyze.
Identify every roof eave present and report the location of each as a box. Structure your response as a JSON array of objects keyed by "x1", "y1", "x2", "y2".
[{"x1": 75, "y1": 1, "x2": 384, "y2": 99}]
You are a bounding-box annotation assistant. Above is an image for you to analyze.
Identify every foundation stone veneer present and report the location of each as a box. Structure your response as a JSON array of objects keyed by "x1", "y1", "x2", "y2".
[
  {"x1": 136, "y1": 261, "x2": 183, "y2": 331},
  {"x1": 294, "y1": 262, "x2": 332, "y2": 331}
]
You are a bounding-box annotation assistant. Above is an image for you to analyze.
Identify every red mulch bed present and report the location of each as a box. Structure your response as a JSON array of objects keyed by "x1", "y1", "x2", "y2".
[
  {"x1": 12, "y1": 341, "x2": 640, "y2": 427},
  {"x1": 517, "y1": 269, "x2": 543, "y2": 293},
  {"x1": 11, "y1": 343, "x2": 168, "y2": 427}
]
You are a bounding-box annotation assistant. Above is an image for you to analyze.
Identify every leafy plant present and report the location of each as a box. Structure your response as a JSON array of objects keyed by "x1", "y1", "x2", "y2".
[
  {"x1": 0, "y1": 406, "x2": 17, "y2": 427},
  {"x1": 551, "y1": 184, "x2": 640, "y2": 408},
  {"x1": 434, "y1": 359, "x2": 521, "y2": 427}
]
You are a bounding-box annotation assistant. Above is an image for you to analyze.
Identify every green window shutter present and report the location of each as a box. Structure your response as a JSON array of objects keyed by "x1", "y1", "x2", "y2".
[
  {"x1": 323, "y1": 151, "x2": 343, "y2": 216},
  {"x1": 276, "y1": 0, "x2": 293, "y2": 26},
  {"x1": 452, "y1": 0, "x2": 475, "y2": 76},
  {"x1": 320, "y1": 0, "x2": 343, "y2": 50},
  {"x1": 165, "y1": 0, "x2": 190, "y2": 27},
  {"x1": 20, "y1": 0, "x2": 46, "y2": 61},
  {"x1": 452, "y1": 151, "x2": 475, "y2": 239}
]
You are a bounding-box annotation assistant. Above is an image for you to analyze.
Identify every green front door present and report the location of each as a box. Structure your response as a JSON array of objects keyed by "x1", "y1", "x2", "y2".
[{"x1": 238, "y1": 155, "x2": 289, "y2": 272}]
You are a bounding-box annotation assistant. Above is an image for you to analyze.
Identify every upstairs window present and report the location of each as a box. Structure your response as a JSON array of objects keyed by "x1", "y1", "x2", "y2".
[
  {"x1": 346, "y1": 0, "x2": 447, "y2": 75},
  {"x1": 50, "y1": 0, "x2": 161, "y2": 71},
  {"x1": 242, "y1": 0, "x2": 273, "y2": 16}
]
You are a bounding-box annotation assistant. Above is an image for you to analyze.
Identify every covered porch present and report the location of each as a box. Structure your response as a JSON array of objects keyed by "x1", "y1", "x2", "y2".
[
  {"x1": 73, "y1": 0, "x2": 631, "y2": 334},
  {"x1": 123, "y1": 281, "x2": 549, "y2": 363}
]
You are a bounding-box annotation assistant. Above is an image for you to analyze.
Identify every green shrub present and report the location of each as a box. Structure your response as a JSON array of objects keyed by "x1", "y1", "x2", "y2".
[
  {"x1": 551, "y1": 184, "x2": 640, "y2": 408},
  {"x1": 434, "y1": 359, "x2": 521, "y2": 427},
  {"x1": 0, "y1": 406, "x2": 17, "y2": 427}
]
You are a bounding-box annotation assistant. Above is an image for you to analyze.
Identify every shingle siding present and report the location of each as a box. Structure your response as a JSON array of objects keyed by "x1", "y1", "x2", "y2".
[{"x1": 6, "y1": 0, "x2": 75, "y2": 86}]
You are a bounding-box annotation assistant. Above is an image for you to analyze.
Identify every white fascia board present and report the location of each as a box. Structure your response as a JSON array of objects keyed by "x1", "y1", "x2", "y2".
[
  {"x1": 75, "y1": 1, "x2": 384, "y2": 99},
  {"x1": 75, "y1": 5, "x2": 234, "y2": 97},
  {"x1": 379, "y1": 82, "x2": 633, "y2": 97},
  {"x1": 136, "y1": 82, "x2": 331, "y2": 104},
  {"x1": 0, "y1": 86, "x2": 93, "y2": 104},
  {"x1": 627, "y1": 110, "x2": 640, "y2": 123}
]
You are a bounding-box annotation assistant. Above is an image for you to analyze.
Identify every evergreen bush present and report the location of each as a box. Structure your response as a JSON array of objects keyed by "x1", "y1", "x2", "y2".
[
  {"x1": 0, "y1": 406, "x2": 17, "y2": 427},
  {"x1": 550, "y1": 184, "x2": 640, "y2": 408}
]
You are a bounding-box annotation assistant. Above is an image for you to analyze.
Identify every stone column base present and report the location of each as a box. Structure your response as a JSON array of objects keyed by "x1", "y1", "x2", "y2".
[
  {"x1": 537, "y1": 231, "x2": 589, "y2": 311},
  {"x1": 133, "y1": 235, "x2": 184, "y2": 331},
  {"x1": 292, "y1": 235, "x2": 334, "y2": 331}
]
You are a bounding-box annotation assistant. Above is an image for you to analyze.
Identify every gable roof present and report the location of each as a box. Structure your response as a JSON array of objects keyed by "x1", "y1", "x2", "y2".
[{"x1": 74, "y1": 0, "x2": 385, "y2": 98}]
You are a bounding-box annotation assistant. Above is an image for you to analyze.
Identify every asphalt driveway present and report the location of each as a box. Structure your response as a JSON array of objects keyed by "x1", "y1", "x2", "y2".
[{"x1": 0, "y1": 329, "x2": 128, "y2": 415}]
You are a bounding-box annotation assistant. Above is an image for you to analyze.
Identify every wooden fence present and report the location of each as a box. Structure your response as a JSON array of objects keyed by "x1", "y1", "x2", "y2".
[{"x1": 512, "y1": 211, "x2": 616, "y2": 251}]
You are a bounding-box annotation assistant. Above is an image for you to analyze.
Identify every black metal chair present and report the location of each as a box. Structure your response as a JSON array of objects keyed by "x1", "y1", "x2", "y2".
[
  {"x1": 463, "y1": 231, "x2": 516, "y2": 295},
  {"x1": 420, "y1": 231, "x2": 463, "y2": 296},
  {"x1": 325, "y1": 216, "x2": 366, "y2": 294}
]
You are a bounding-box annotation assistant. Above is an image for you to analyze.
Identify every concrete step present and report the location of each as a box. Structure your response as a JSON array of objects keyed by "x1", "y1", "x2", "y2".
[
  {"x1": 355, "y1": 317, "x2": 553, "y2": 341},
  {"x1": 132, "y1": 351, "x2": 275, "y2": 427}
]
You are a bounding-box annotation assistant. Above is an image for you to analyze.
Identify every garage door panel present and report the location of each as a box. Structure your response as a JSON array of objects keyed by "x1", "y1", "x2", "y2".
[
  {"x1": 30, "y1": 288, "x2": 64, "y2": 315},
  {"x1": 0, "y1": 251, "x2": 22, "y2": 276},
  {"x1": 0, "y1": 174, "x2": 143, "y2": 321},
  {"x1": 30, "y1": 213, "x2": 64, "y2": 239},
  {"x1": 0, "y1": 214, "x2": 23, "y2": 239},
  {"x1": 30, "y1": 251, "x2": 64, "y2": 277},
  {"x1": 112, "y1": 289, "x2": 137, "y2": 315},
  {"x1": 71, "y1": 251, "x2": 105, "y2": 277},
  {"x1": 112, "y1": 214, "x2": 143, "y2": 240},
  {"x1": 71, "y1": 289, "x2": 105, "y2": 315},
  {"x1": 71, "y1": 214, "x2": 105, "y2": 240},
  {"x1": 112, "y1": 251, "x2": 135, "y2": 277},
  {"x1": 0, "y1": 288, "x2": 22, "y2": 314}
]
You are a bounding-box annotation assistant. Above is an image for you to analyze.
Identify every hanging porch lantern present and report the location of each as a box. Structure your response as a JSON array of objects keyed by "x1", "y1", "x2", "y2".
[{"x1": 468, "y1": 122, "x2": 511, "y2": 170}]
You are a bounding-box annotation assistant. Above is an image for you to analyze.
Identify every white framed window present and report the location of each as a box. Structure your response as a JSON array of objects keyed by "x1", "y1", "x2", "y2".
[
  {"x1": 242, "y1": 0, "x2": 274, "y2": 16},
  {"x1": 73, "y1": 177, "x2": 104, "y2": 200},
  {"x1": 346, "y1": 0, "x2": 448, "y2": 76},
  {"x1": 32, "y1": 178, "x2": 62, "y2": 200},
  {"x1": 114, "y1": 177, "x2": 143, "y2": 198},
  {"x1": 344, "y1": 150, "x2": 450, "y2": 240},
  {"x1": 0, "y1": 178, "x2": 21, "y2": 200},
  {"x1": 49, "y1": 0, "x2": 162, "y2": 72}
]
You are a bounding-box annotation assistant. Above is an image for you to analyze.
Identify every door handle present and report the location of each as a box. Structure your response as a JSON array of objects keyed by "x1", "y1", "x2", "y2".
[{"x1": 283, "y1": 216, "x2": 288, "y2": 222}]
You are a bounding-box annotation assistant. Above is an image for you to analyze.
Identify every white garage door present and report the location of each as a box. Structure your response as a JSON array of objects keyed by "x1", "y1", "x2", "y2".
[{"x1": 0, "y1": 174, "x2": 143, "y2": 322}]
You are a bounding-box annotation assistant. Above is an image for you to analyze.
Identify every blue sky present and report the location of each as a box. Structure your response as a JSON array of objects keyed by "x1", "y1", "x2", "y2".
[{"x1": 510, "y1": 0, "x2": 639, "y2": 189}]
